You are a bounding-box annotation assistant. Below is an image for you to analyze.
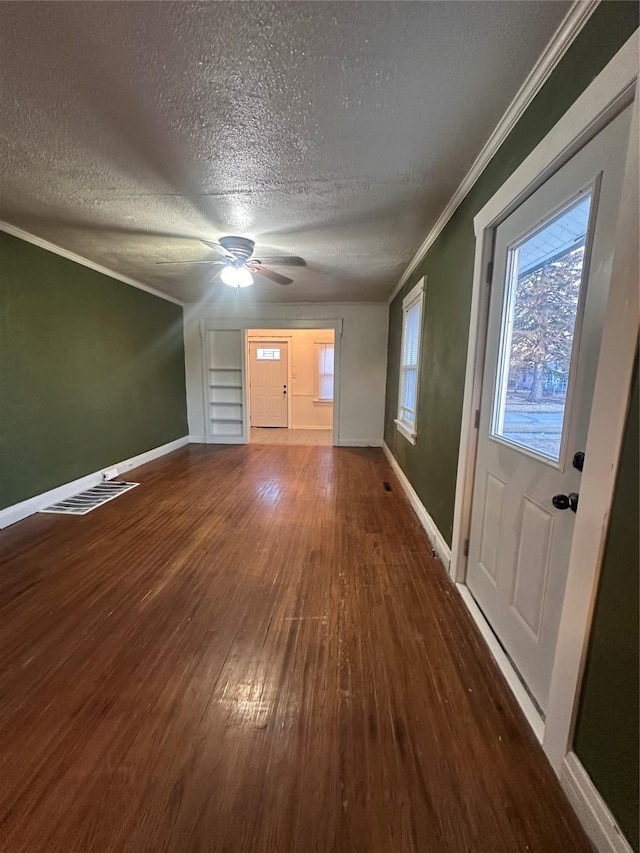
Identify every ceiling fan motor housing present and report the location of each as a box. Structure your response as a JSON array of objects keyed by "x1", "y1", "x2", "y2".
[{"x1": 218, "y1": 235, "x2": 255, "y2": 263}]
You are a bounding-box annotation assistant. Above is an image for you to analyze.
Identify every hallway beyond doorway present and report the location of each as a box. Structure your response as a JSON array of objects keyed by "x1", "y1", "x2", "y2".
[
  {"x1": 251, "y1": 427, "x2": 332, "y2": 446},
  {"x1": 247, "y1": 328, "x2": 335, "y2": 443}
]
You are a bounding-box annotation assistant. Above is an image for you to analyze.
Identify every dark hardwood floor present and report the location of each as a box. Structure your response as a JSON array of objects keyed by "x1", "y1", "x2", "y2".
[{"x1": 0, "y1": 445, "x2": 591, "y2": 852}]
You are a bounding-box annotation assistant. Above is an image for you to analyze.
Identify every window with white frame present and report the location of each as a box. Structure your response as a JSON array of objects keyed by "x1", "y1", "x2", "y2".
[
  {"x1": 315, "y1": 342, "x2": 334, "y2": 402},
  {"x1": 395, "y1": 278, "x2": 425, "y2": 443}
]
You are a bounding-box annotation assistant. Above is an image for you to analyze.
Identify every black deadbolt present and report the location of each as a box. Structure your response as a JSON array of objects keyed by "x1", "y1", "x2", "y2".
[{"x1": 572, "y1": 451, "x2": 585, "y2": 472}]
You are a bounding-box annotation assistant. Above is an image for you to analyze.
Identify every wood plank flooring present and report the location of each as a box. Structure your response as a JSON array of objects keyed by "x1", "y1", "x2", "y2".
[
  {"x1": 251, "y1": 427, "x2": 333, "y2": 445},
  {"x1": 0, "y1": 445, "x2": 591, "y2": 852}
]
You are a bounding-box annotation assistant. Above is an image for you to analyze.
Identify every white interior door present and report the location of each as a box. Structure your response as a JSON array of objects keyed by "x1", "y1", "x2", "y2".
[
  {"x1": 466, "y1": 108, "x2": 631, "y2": 712},
  {"x1": 249, "y1": 341, "x2": 289, "y2": 427}
]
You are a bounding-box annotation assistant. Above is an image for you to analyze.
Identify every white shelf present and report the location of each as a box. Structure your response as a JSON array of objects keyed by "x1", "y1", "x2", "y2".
[{"x1": 205, "y1": 329, "x2": 246, "y2": 443}]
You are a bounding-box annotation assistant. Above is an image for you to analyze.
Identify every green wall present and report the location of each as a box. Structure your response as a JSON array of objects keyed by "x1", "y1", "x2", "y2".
[
  {"x1": 574, "y1": 351, "x2": 639, "y2": 852},
  {"x1": 383, "y1": 3, "x2": 639, "y2": 846},
  {"x1": 384, "y1": 1, "x2": 639, "y2": 545},
  {"x1": 0, "y1": 232, "x2": 188, "y2": 509}
]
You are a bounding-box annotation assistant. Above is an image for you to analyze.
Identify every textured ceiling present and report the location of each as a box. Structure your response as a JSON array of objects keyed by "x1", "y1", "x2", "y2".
[{"x1": 0, "y1": 1, "x2": 571, "y2": 304}]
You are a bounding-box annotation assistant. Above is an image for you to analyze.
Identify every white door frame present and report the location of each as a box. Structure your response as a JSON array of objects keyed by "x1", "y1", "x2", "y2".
[
  {"x1": 449, "y1": 32, "x2": 638, "y2": 773},
  {"x1": 200, "y1": 317, "x2": 343, "y2": 445},
  {"x1": 246, "y1": 335, "x2": 293, "y2": 429}
]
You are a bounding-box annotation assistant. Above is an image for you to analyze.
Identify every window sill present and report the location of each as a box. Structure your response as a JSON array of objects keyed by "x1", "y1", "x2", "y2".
[{"x1": 395, "y1": 419, "x2": 417, "y2": 445}]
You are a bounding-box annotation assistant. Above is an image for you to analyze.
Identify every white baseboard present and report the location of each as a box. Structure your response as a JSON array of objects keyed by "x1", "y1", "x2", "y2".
[
  {"x1": 0, "y1": 436, "x2": 190, "y2": 529},
  {"x1": 188, "y1": 434, "x2": 206, "y2": 444},
  {"x1": 374, "y1": 448, "x2": 630, "y2": 853},
  {"x1": 338, "y1": 438, "x2": 383, "y2": 447},
  {"x1": 382, "y1": 442, "x2": 451, "y2": 568},
  {"x1": 455, "y1": 583, "x2": 545, "y2": 742},
  {"x1": 561, "y1": 752, "x2": 633, "y2": 853},
  {"x1": 381, "y1": 442, "x2": 547, "y2": 741}
]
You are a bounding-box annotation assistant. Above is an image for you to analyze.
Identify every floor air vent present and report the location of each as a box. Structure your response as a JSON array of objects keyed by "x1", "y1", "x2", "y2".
[{"x1": 41, "y1": 481, "x2": 139, "y2": 516}]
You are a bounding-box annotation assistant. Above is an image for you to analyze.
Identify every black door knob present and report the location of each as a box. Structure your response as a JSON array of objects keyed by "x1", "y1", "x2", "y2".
[
  {"x1": 573, "y1": 451, "x2": 585, "y2": 472},
  {"x1": 552, "y1": 493, "x2": 579, "y2": 513}
]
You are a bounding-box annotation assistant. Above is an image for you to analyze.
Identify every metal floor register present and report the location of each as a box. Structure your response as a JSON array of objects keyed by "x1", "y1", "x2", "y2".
[{"x1": 41, "y1": 481, "x2": 139, "y2": 516}]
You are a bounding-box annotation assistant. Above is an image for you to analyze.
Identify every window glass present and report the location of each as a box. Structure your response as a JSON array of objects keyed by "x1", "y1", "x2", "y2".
[
  {"x1": 256, "y1": 347, "x2": 281, "y2": 361},
  {"x1": 395, "y1": 278, "x2": 425, "y2": 442},
  {"x1": 491, "y1": 193, "x2": 592, "y2": 461},
  {"x1": 317, "y1": 344, "x2": 334, "y2": 401},
  {"x1": 398, "y1": 294, "x2": 423, "y2": 431}
]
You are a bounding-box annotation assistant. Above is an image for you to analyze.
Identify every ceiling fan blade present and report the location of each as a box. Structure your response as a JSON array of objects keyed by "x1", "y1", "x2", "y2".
[
  {"x1": 248, "y1": 255, "x2": 306, "y2": 267},
  {"x1": 199, "y1": 239, "x2": 235, "y2": 260},
  {"x1": 251, "y1": 264, "x2": 293, "y2": 286},
  {"x1": 155, "y1": 260, "x2": 224, "y2": 265}
]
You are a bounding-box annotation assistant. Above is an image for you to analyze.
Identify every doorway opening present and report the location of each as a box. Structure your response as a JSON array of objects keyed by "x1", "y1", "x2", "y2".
[{"x1": 247, "y1": 329, "x2": 335, "y2": 446}]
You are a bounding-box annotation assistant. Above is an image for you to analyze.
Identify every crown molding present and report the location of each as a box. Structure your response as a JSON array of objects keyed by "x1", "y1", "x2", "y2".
[
  {"x1": 387, "y1": 0, "x2": 601, "y2": 305},
  {"x1": 0, "y1": 221, "x2": 184, "y2": 307}
]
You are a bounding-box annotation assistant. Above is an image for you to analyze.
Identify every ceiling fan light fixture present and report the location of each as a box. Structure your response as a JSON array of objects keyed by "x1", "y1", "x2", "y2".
[{"x1": 220, "y1": 265, "x2": 253, "y2": 288}]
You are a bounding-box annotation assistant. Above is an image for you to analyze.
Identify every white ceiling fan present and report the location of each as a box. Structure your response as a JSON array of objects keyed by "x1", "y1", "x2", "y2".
[{"x1": 156, "y1": 235, "x2": 306, "y2": 288}]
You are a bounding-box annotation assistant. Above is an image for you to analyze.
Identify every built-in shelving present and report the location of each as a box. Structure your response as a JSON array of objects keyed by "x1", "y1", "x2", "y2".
[{"x1": 205, "y1": 331, "x2": 245, "y2": 443}]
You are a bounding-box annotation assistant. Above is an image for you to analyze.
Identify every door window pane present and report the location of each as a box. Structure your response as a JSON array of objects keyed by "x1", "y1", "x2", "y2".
[
  {"x1": 491, "y1": 193, "x2": 592, "y2": 461},
  {"x1": 256, "y1": 347, "x2": 281, "y2": 360}
]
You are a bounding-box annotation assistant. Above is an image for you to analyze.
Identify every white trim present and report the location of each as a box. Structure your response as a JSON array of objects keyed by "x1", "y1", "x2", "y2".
[
  {"x1": 382, "y1": 441, "x2": 451, "y2": 569},
  {"x1": 561, "y1": 752, "x2": 634, "y2": 853},
  {"x1": 448, "y1": 31, "x2": 638, "y2": 784},
  {"x1": 456, "y1": 584, "x2": 545, "y2": 743},
  {"x1": 0, "y1": 221, "x2": 184, "y2": 306},
  {"x1": 200, "y1": 325, "x2": 249, "y2": 445},
  {"x1": 387, "y1": 0, "x2": 600, "y2": 305},
  {"x1": 382, "y1": 439, "x2": 544, "y2": 743},
  {"x1": 188, "y1": 434, "x2": 206, "y2": 444},
  {"x1": 393, "y1": 419, "x2": 417, "y2": 445},
  {"x1": 452, "y1": 35, "x2": 638, "y2": 582},
  {"x1": 401, "y1": 278, "x2": 425, "y2": 311},
  {"x1": 0, "y1": 436, "x2": 190, "y2": 529},
  {"x1": 382, "y1": 435, "x2": 546, "y2": 737},
  {"x1": 544, "y1": 88, "x2": 640, "y2": 769}
]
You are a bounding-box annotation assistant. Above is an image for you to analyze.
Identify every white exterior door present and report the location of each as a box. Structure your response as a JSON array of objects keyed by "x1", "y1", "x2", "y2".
[
  {"x1": 466, "y1": 108, "x2": 631, "y2": 712},
  {"x1": 249, "y1": 342, "x2": 289, "y2": 428}
]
